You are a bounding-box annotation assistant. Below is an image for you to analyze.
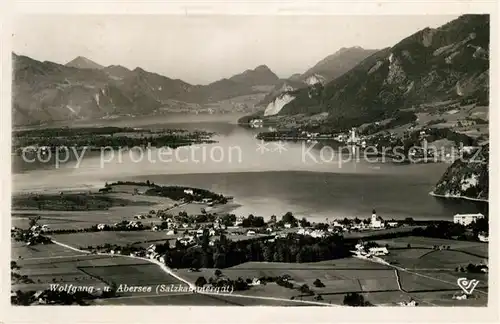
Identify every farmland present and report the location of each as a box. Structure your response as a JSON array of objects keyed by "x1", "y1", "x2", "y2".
[
  {"x1": 174, "y1": 235, "x2": 488, "y2": 307},
  {"x1": 12, "y1": 243, "x2": 184, "y2": 299},
  {"x1": 51, "y1": 231, "x2": 177, "y2": 248}
]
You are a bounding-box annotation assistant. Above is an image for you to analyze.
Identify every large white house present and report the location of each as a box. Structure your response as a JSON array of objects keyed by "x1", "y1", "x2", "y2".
[
  {"x1": 368, "y1": 247, "x2": 389, "y2": 256},
  {"x1": 453, "y1": 213, "x2": 484, "y2": 226}
]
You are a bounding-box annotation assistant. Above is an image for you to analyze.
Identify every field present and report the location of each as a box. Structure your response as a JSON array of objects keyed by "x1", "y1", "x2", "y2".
[
  {"x1": 51, "y1": 231, "x2": 177, "y2": 248},
  {"x1": 374, "y1": 236, "x2": 489, "y2": 253},
  {"x1": 12, "y1": 242, "x2": 86, "y2": 260},
  {"x1": 12, "y1": 205, "x2": 164, "y2": 231},
  {"x1": 12, "y1": 242, "x2": 185, "y2": 301},
  {"x1": 178, "y1": 258, "x2": 401, "y2": 305},
  {"x1": 175, "y1": 235, "x2": 489, "y2": 307}
]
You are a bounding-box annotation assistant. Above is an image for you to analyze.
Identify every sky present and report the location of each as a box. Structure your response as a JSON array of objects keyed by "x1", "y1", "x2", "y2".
[{"x1": 13, "y1": 15, "x2": 459, "y2": 85}]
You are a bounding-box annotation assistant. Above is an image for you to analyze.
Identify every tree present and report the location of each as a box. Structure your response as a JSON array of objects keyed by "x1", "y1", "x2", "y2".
[
  {"x1": 299, "y1": 217, "x2": 310, "y2": 228},
  {"x1": 404, "y1": 217, "x2": 415, "y2": 225},
  {"x1": 343, "y1": 292, "x2": 368, "y2": 306},
  {"x1": 299, "y1": 284, "x2": 313, "y2": 295},
  {"x1": 314, "y1": 294, "x2": 324, "y2": 301},
  {"x1": 282, "y1": 212, "x2": 297, "y2": 225},
  {"x1": 214, "y1": 269, "x2": 222, "y2": 277},
  {"x1": 313, "y1": 279, "x2": 325, "y2": 288},
  {"x1": 407, "y1": 243, "x2": 411, "y2": 249},
  {"x1": 195, "y1": 277, "x2": 207, "y2": 287},
  {"x1": 29, "y1": 216, "x2": 41, "y2": 228}
]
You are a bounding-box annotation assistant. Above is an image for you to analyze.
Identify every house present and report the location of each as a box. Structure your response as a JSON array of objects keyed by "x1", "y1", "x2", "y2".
[
  {"x1": 453, "y1": 293, "x2": 468, "y2": 300},
  {"x1": 196, "y1": 229, "x2": 204, "y2": 236},
  {"x1": 368, "y1": 247, "x2": 389, "y2": 256},
  {"x1": 310, "y1": 230, "x2": 326, "y2": 238},
  {"x1": 182, "y1": 223, "x2": 189, "y2": 228},
  {"x1": 209, "y1": 229, "x2": 216, "y2": 236},
  {"x1": 284, "y1": 223, "x2": 292, "y2": 229},
  {"x1": 398, "y1": 299, "x2": 418, "y2": 306},
  {"x1": 370, "y1": 210, "x2": 384, "y2": 229},
  {"x1": 152, "y1": 225, "x2": 160, "y2": 231},
  {"x1": 249, "y1": 278, "x2": 261, "y2": 286},
  {"x1": 478, "y1": 233, "x2": 489, "y2": 242},
  {"x1": 246, "y1": 230, "x2": 256, "y2": 236},
  {"x1": 453, "y1": 213, "x2": 484, "y2": 226},
  {"x1": 460, "y1": 146, "x2": 478, "y2": 155},
  {"x1": 30, "y1": 225, "x2": 41, "y2": 232},
  {"x1": 97, "y1": 224, "x2": 106, "y2": 230},
  {"x1": 184, "y1": 189, "x2": 194, "y2": 195},
  {"x1": 386, "y1": 221, "x2": 398, "y2": 228},
  {"x1": 166, "y1": 230, "x2": 176, "y2": 235}
]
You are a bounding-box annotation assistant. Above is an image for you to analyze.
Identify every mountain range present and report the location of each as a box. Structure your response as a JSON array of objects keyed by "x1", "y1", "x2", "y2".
[
  {"x1": 278, "y1": 14, "x2": 489, "y2": 129},
  {"x1": 12, "y1": 55, "x2": 282, "y2": 125},
  {"x1": 12, "y1": 15, "x2": 489, "y2": 128}
]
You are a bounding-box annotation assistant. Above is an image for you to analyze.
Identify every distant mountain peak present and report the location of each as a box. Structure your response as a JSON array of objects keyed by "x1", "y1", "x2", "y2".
[
  {"x1": 228, "y1": 64, "x2": 279, "y2": 86},
  {"x1": 254, "y1": 64, "x2": 272, "y2": 72},
  {"x1": 65, "y1": 56, "x2": 103, "y2": 70}
]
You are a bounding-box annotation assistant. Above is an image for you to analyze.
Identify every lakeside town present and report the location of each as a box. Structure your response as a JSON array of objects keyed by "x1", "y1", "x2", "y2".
[{"x1": 11, "y1": 181, "x2": 489, "y2": 306}]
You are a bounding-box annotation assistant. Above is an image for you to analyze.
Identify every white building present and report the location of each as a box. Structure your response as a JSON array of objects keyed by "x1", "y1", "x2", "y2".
[
  {"x1": 478, "y1": 233, "x2": 489, "y2": 242},
  {"x1": 246, "y1": 230, "x2": 256, "y2": 236},
  {"x1": 453, "y1": 213, "x2": 485, "y2": 226},
  {"x1": 370, "y1": 211, "x2": 384, "y2": 229},
  {"x1": 249, "y1": 278, "x2": 261, "y2": 286},
  {"x1": 386, "y1": 221, "x2": 398, "y2": 228},
  {"x1": 184, "y1": 189, "x2": 194, "y2": 195},
  {"x1": 368, "y1": 247, "x2": 389, "y2": 256}
]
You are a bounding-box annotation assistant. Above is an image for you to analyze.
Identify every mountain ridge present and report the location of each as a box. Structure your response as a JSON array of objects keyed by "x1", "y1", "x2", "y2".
[
  {"x1": 12, "y1": 54, "x2": 282, "y2": 125},
  {"x1": 279, "y1": 14, "x2": 489, "y2": 129}
]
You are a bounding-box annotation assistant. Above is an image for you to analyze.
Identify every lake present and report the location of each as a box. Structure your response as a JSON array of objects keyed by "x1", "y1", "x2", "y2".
[{"x1": 12, "y1": 113, "x2": 485, "y2": 221}]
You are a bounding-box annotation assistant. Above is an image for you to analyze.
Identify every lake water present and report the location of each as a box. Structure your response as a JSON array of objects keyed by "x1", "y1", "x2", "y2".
[{"x1": 12, "y1": 113, "x2": 485, "y2": 221}]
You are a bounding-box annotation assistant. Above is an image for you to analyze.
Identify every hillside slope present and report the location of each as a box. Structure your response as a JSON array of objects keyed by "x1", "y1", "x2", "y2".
[
  {"x1": 302, "y1": 47, "x2": 378, "y2": 81},
  {"x1": 280, "y1": 15, "x2": 490, "y2": 129},
  {"x1": 258, "y1": 47, "x2": 377, "y2": 116},
  {"x1": 432, "y1": 144, "x2": 489, "y2": 201}
]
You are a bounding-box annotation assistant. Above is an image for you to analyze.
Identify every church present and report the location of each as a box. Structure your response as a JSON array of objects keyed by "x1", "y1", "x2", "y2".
[{"x1": 370, "y1": 209, "x2": 385, "y2": 229}]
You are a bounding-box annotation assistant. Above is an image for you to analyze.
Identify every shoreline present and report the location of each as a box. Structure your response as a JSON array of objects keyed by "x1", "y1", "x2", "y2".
[{"x1": 429, "y1": 191, "x2": 489, "y2": 203}]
